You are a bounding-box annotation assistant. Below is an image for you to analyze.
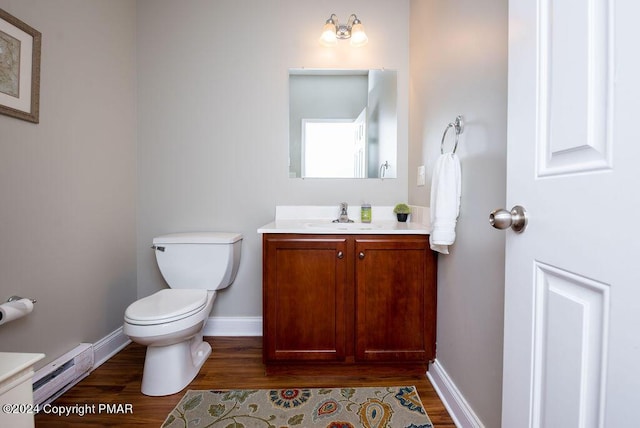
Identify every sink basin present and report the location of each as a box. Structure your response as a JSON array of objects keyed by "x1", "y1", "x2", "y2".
[{"x1": 305, "y1": 222, "x2": 384, "y2": 231}]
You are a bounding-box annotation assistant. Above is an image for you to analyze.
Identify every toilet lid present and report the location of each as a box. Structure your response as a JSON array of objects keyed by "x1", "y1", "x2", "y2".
[{"x1": 125, "y1": 289, "x2": 208, "y2": 324}]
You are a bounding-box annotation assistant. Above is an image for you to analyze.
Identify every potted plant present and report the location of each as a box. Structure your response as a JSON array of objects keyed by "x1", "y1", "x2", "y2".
[{"x1": 393, "y1": 203, "x2": 411, "y2": 222}]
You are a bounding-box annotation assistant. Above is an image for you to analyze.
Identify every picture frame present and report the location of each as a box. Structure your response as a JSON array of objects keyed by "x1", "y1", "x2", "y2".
[{"x1": 0, "y1": 8, "x2": 41, "y2": 123}]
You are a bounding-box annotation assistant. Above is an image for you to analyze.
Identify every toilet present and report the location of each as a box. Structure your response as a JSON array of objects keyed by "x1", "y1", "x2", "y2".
[{"x1": 123, "y1": 232, "x2": 242, "y2": 396}]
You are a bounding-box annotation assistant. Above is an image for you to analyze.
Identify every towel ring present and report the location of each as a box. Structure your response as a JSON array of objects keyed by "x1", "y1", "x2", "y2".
[{"x1": 440, "y1": 115, "x2": 464, "y2": 154}]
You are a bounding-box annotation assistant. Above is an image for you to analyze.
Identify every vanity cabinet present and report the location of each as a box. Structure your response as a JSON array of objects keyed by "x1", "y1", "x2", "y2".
[{"x1": 262, "y1": 233, "x2": 437, "y2": 365}]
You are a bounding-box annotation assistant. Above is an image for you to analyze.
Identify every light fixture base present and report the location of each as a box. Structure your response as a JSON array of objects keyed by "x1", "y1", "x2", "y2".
[{"x1": 336, "y1": 25, "x2": 351, "y2": 39}]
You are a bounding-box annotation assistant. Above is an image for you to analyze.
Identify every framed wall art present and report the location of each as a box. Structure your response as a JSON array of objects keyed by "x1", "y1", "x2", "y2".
[{"x1": 0, "y1": 8, "x2": 41, "y2": 123}]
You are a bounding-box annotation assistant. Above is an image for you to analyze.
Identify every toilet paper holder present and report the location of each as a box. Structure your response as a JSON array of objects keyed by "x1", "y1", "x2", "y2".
[{"x1": 7, "y1": 295, "x2": 37, "y2": 304}]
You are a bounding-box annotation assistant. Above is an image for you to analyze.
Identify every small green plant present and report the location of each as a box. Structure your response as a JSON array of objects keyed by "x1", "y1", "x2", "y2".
[{"x1": 393, "y1": 203, "x2": 411, "y2": 214}]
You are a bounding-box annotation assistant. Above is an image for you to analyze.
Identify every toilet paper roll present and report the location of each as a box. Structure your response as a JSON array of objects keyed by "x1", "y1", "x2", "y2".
[{"x1": 0, "y1": 299, "x2": 34, "y2": 325}]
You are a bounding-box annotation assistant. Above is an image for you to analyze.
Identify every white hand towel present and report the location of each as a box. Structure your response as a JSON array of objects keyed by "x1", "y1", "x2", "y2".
[{"x1": 429, "y1": 153, "x2": 462, "y2": 254}]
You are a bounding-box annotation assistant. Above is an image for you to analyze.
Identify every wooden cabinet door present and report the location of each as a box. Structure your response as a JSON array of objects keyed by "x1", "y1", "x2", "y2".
[
  {"x1": 355, "y1": 236, "x2": 437, "y2": 362},
  {"x1": 263, "y1": 235, "x2": 348, "y2": 361}
]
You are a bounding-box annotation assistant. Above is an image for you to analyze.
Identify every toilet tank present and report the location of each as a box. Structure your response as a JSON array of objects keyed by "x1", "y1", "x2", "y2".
[{"x1": 152, "y1": 232, "x2": 242, "y2": 291}]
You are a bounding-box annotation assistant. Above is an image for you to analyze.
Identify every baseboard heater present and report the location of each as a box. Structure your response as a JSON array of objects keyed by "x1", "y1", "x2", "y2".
[{"x1": 32, "y1": 343, "x2": 94, "y2": 406}]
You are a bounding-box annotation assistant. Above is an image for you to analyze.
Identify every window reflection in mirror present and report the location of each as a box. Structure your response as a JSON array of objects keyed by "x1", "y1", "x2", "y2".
[{"x1": 289, "y1": 69, "x2": 397, "y2": 179}]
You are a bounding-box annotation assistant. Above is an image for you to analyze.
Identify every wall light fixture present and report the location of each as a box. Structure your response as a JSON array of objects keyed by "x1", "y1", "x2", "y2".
[{"x1": 319, "y1": 14, "x2": 368, "y2": 47}]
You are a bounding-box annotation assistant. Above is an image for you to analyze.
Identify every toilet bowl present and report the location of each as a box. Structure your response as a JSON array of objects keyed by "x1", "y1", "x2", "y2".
[{"x1": 123, "y1": 232, "x2": 242, "y2": 396}]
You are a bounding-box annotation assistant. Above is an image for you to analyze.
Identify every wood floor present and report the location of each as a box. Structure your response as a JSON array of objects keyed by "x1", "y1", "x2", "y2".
[{"x1": 35, "y1": 337, "x2": 455, "y2": 427}]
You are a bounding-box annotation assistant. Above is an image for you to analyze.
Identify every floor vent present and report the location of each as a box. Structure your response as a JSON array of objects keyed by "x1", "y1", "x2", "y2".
[{"x1": 33, "y1": 343, "x2": 94, "y2": 406}]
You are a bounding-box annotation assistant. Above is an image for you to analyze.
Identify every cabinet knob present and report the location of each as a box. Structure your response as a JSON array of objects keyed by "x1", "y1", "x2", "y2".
[
  {"x1": 359, "y1": 252, "x2": 365, "y2": 260},
  {"x1": 337, "y1": 251, "x2": 344, "y2": 259}
]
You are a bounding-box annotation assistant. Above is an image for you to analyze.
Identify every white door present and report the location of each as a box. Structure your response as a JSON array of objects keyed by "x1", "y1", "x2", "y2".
[
  {"x1": 353, "y1": 107, "x2": 367, "y2": 178},
  {"x1": 501, "y1": 1, "x2": 640, "y2": 427}
]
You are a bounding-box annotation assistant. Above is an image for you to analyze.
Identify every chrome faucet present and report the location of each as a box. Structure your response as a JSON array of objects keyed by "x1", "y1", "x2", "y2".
[{"x1": 333, "y1": 202, "x2": 354, "y2": 223}]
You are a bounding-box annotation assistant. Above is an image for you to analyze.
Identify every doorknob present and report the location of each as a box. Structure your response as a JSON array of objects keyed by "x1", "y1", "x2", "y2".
[{"x1": 489, "y1": 205, "x2": 528, "y2": 233}]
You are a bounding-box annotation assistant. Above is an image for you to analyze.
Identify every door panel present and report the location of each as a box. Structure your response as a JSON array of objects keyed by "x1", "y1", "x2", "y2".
[
  {"x1": 263, "y1": 237, "x2": 347, "y2": 361},
  {"x1": 537, "y1": 0, "x2": 612, "y2": 176},
  {"x1": 354, "y1": 237, "x2": 436, "y2": 362},
  {"x1": 532, "y1": 262, "x2": 609, "y2": 427}
]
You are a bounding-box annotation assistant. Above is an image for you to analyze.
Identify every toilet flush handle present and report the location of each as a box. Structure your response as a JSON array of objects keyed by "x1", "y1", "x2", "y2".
[{"x1": 151, "y1": 245, "x2": 165, "y2": 252}]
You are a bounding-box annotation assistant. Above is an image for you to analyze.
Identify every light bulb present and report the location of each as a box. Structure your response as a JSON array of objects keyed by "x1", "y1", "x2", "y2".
[
  {"x1": 319, "y1": 22, "x2": 337, "y2": 47},
  {"x1": 350, "y1": 23, "x2": 368, "y2": 47}
]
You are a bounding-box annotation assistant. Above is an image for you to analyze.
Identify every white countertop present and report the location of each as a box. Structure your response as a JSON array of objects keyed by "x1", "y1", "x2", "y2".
[{"x1": 257, "y1": 205, "x2": 431, "y2": 235}]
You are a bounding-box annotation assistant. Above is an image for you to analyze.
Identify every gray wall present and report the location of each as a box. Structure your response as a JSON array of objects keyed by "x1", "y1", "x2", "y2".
[
  {"x1": 0, "y1": 0, "x2": 137, "y2": 368},
  {"x1": 136, "y1": 0, "x2": 410, "y2": 314},
  {"x1": 409, "y1": 1, "x2": 508, "y2": 426}
]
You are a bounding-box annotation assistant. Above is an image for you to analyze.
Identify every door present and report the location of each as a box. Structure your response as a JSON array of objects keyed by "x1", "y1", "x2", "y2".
[
  {"x1": 354, "y1": 236, "x2": 437, "y2": 362},
  {"x1": 501, "y1": 1, "x2": 640, "y2": 426},
  {"x1": 353, "y1": 107, "x2": 367, "y2": 178},
  {"x1": 263, "y1": 235, "x2": 347, "y2": 361}
]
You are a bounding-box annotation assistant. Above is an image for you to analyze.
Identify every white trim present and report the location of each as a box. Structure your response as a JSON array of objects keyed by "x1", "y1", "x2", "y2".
[
  {"x1": 92, "y1": 327, "x2": 131, "y2": 369},
  {"x1": 202, "y1": 316, "x2": 263, "y2": 337},
  {"x1": 427, "y1": 359, "x2": 485, "y2": 428},
  {"x1": 89, "y1": 318, "x2": 260, "y2": 372}
]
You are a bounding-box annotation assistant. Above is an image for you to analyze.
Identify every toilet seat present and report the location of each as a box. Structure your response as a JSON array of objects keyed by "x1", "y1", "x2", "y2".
[{"x1": 125, "y1": 289, "x2": 209, "y2": 326}]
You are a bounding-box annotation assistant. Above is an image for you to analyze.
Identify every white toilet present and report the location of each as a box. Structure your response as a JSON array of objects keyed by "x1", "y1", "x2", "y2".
[{"x1": 123, "y1": 232, "x2": 242, "y2": 396}]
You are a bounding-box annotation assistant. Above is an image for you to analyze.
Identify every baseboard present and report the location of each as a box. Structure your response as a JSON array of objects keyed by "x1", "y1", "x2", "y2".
[
  {"x1": 202, "y1": 316, "x2": 263, "y2": 337},
  {"x1": 92, "y1": 326, "x2": 131, "y2": 369},
  {"x1": 427, "y1": 359, "x2": 485, "y2": 428},
  {"x1": 92, "y1": 317, "x2": 260, "y2": 363},
  {"x1": 89, "y1": 317, "x2": 260, "y2": 370}
]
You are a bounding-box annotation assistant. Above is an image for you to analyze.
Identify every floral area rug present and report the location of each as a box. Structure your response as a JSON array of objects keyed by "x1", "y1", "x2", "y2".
[{"x1": 162, "y1": 386, "x2": 433, "y2": 428}]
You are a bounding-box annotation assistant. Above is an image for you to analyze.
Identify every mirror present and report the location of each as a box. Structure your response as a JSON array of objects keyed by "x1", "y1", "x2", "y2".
[{"x1": 289, "y1": 69, "x2": 397, "y2": 179}]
